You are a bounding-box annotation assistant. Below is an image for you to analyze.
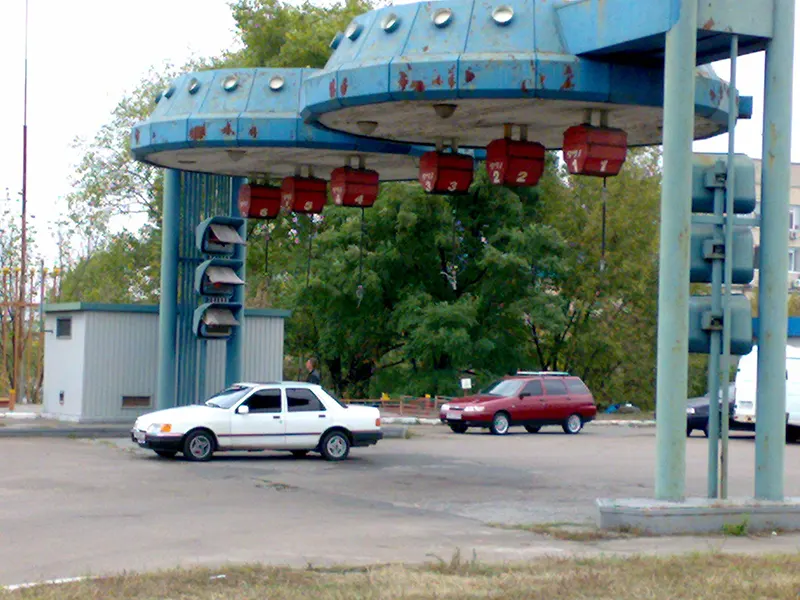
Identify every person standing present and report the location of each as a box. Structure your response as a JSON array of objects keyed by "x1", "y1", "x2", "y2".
[{"x1": 305, "y1": 358, "x2": 321, "y2": 384}]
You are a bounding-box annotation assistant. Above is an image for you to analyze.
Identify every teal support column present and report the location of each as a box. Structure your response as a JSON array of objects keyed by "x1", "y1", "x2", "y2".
[
  {"x1": 225, "y1": 177, "x2": 245, "y2": 387},
  {"x1": 655, "y1": 0, "x2": 697, "y2": 502},
  {"x1": 756, "y1": 0, "x2": 795, "y2": 501},
  {"x1": 156, "y1": 169, "x2": 181, "y2": 410}
]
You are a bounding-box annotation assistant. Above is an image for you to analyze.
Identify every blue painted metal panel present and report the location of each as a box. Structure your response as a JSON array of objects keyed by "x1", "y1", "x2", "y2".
[
  {"x1": 188, "y1": 70, "x2": 256, "y2": 146},
  {"x1": 752, "y1": 317, "x2": 800, "y2": 339},
  {"x1": 325, "y1": 10, "x2": 381, "y2": 69},
  {"x1": 534, "y1": 0, "x2": 609, "y2": 101},
  {"x1": 336, "y1": 5, "x2": 422, "y2": 106},
  {"x1": 238, "y1": 69, "x2": 303, "y2": 147},
  {"x1": 389, "y1": 0, "x2": 473, "y2": 101},
  {"x1": 555, "y1": 0, "x2": 681, "y2": 57},
  {"x1": 458, "y1": 0, "x2": 534, "y2": 99}
]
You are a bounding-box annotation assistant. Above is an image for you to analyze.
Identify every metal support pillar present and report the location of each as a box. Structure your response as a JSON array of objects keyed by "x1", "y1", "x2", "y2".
[
  {"x1": 756, "y1": 0, "x2": 795, "y2": 501},
  {"x1": 706, "y1": 182, "x2": 724, "y2": 498},
  {"x1": 719, "y1": 35, "x2": 739, "y2": 500},
  {"x1": 225, "y1": 177, "x2": 245, "y2": 387},
  {"x1": 156, "y1": 169, "x2": 181, "y2": 410},
  {"x1": 655, "y1": 0, "x2": 698, "y2": 502}
]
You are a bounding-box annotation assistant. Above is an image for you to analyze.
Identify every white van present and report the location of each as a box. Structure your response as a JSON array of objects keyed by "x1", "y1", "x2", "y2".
[{"x1": 734, "y1": 345, "x2": 800, "y2": 438}]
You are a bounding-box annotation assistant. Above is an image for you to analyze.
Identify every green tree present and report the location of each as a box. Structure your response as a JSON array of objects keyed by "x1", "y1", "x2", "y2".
[{"x1": 229, "y1": 0, "x2": 373, "y2": 69}]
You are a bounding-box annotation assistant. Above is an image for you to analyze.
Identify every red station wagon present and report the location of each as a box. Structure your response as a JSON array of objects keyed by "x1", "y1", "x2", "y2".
[{"x1": 439, "y1": 372, "x2": 597, "y2": 435}]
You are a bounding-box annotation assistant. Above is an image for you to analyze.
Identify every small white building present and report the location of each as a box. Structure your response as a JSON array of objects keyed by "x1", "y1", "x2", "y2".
[{"x1": 42, "y1": 303, "x2": 289, "y2": 423}]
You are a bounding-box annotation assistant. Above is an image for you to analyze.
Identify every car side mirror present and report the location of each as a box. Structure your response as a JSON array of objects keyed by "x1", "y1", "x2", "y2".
[
  {"x1": 519, "y1": 392, "x2": 530, "y2": 399},
  {"x1": 237, "y1": 405, "x2": 250, "y2": 415}
]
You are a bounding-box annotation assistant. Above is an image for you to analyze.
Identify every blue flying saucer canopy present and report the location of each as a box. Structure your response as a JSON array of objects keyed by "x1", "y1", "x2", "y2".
[
  {"x1": 130, "y1": 68, "x2": 440, "y2": 181},
  {"x1": 300, "y1": 0, "x2": 755, "y2": 148}
]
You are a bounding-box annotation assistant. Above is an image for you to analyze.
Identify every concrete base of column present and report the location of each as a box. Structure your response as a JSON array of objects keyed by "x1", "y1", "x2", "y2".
[{"x1": 597, "y1": 497, "x2": 800, "y2": 534}]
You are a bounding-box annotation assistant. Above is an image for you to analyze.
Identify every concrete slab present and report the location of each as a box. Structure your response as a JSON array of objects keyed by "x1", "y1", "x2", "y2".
[{"x1": 597, "y1": 497, "x2": 800, "y2": 534}]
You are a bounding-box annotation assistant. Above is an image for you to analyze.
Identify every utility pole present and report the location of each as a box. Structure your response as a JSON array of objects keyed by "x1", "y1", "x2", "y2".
[{"x1": 12, "y1": 0, "x2": 30, "y2": 410}]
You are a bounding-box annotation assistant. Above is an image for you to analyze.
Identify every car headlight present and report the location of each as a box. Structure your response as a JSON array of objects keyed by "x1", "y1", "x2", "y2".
[
  {"x1": 441, "y1": 404, "x2": 450, "y2": 412},
  {"x1": 464, "y1": 405, "x2": 485, "y2": 413},
  {"x1": 686, "y1": 407, "x2": 696, "y2": 415},
  {"x1": 147, "y1": 423, "x2": 172, "y2": 434}
]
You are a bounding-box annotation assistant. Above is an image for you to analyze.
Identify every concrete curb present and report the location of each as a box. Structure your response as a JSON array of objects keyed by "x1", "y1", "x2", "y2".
[
  {"x1": 0, "y1": 427, "x2": 132, "y2": 438},
  {"x1": 0, "y1": 412, "x2": 39, "y2": 420},
  {"x1": 381, "y1": 417, "x2": 656, "y2": 427}
]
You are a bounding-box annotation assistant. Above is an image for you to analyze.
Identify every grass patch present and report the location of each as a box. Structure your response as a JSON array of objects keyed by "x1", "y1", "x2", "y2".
[
  {"x1": 596, "y1": 411, "x2": 655, "y2": 421},
  {"x1": 722, "y1": 516, "x2": 750, "y2": 537},
  {"x1": 4, "y1": 553, "x2": 800, "y2": 599},
  {"x1": 489, "y1": 521, "x2": 647, "y2": 542}
]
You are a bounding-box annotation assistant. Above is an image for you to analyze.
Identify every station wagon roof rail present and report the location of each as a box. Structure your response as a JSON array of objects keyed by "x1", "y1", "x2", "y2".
[{"x1": 515, "y1": 371, "x2": 571, "y2": 376}]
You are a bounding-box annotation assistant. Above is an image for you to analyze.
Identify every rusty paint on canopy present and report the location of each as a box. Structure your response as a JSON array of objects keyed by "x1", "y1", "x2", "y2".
[{"x1": 189, "y1": 125, "x2": 207, "y2": 141}]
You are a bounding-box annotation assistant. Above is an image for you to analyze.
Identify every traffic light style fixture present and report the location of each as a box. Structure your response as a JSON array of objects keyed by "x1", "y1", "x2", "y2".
[
  {"x1": 193, "y1": 215, "x2": 246, "y2": 340},
  {"x1": 193, "y1": 302, "x2": 243, "y2": 339},
  {"x1": 688, "y1": 153, "x2": 757, "y2": 357},
  {"x1": 195, "y1": 216, "x2": 246, "y2": 256}
]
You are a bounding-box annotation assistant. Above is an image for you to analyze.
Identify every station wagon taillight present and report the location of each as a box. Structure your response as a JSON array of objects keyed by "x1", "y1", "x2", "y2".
[{"x1": 376, "y1": 418, "x2": 381, "y2": 427}]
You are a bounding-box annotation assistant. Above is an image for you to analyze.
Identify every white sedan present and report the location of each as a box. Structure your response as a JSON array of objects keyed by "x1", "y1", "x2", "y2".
[{"x1": 131, "y1": 382, "x2": 382, "y2": 461}]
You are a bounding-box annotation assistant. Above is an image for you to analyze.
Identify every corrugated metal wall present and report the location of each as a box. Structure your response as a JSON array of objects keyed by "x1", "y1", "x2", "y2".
[
  {"x1": 42, "y1": 308, "x2": 286, "y2": 422},
  {"x1": 82, "y1": 312, "x2": 159, "y2": 421}
]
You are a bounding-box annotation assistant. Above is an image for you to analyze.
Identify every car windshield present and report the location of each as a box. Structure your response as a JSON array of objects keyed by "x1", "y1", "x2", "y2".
[
  {"x1": 320, "y1": 387, "x2": 348, "y2": 409},
  {"x1": 484, "y1": 379, "x2": 523, "y2": 396},
  {"x1": 205, "y1": 385, "x2": 252, "y2": 409}
]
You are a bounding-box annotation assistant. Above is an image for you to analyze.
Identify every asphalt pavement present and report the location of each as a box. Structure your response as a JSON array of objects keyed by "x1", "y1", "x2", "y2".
[{"x1": 1, "y1": 425, "x2": 799, "y2": 587}]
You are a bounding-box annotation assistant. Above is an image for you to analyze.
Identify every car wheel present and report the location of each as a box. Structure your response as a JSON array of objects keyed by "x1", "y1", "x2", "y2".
[
  {"x1": 490, "y1": 412, "x2": 511, "y2": 435},
  {"x1": 562, "y1": 414, "x2": 583, "y2": 435},
  {"x1": 291, "y1": 450, "x2": 309, "y2": 458},
  {"x1": 154, "y1": 450, "x2": 177, "y2": 459},
  {"x1": 524, "y1": 425, "x2": 541, "y2": 434},
  {"x1": 449, "y1": 424, "x2": 468, "y2": 434},
  {"x1": 686, "y1": 427, "x2": 693, "y2": 437},
  {"x1": 320, "y1": 430, "x2": 350, "y2": 461},
  {"x1": 183, "y1": 430, "x2": 215, "y2": 462},
  {"x1": 702, "y1": 426, "x2": 709, "y2": 438}
]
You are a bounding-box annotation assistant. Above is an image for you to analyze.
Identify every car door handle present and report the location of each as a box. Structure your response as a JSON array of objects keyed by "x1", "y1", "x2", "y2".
[
  {"x1": 273, "y1": 415, "x2": 281, "y2": 420},
  {"x1": 318, "y1": 414, "x2": 326, "y2": 418}
]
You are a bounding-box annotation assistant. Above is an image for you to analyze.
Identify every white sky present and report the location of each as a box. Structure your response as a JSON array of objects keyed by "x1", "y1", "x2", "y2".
[{"x1": 0, "y1": 0, "x2": 799, "y2": 264}]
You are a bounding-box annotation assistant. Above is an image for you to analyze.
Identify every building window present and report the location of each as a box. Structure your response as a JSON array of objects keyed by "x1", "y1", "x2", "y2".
[
  {"x1": 122, "y1": 396, "x2": 151, "y2": 409},
  {"x1": 56, "y1": 317, "x2": 72, "y2": 339},
  {"x1": 790, "y1": 250, "x2": 797, "y2": 273},
  {"x1": 790, "y1": 206, "x2": 800, "y2": 230}
]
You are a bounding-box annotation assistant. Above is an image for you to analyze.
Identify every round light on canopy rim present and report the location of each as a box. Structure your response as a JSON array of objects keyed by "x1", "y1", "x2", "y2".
[
  {"x1": 345, "y1": 22, "x2": 363, "y2": 40},
  {"x1": 269, "y1": 76, "x2": 285, "y2": 91},
  {"x1": 222, "y1": 74, "x2": 239, "y2": 92},
  {"x1": 381, "y1": 13, "x2": 400, "y2": 32},
  {"x1": 492, "y1": 6, "x2": 514, "y2": 25},
  {"x1": 432, "y1": 8, "x2": 453, "y2": 28}
]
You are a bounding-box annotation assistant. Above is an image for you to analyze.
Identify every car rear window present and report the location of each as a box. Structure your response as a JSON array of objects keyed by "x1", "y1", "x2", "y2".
[
  {"x1": 287, "y1": 388, "x2": 326, "y2": 412},
  {"x1": 543, "y1": 379, "x2": 567, "y2": 395},
  {"x1": 566, "y1": 378, "x2": 591, "y2": 395},
  {"x1": 521, "y1": 380, "x2": 543, "y2": 396}
]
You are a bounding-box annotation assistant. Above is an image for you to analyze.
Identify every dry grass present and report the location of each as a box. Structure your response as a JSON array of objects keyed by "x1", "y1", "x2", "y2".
[
  {"x1": 4, "y1": 553, "x2": 800, "y2": 599},
  {"x1": 488, "y1": 521, "x2": 646, "y2": 542}
]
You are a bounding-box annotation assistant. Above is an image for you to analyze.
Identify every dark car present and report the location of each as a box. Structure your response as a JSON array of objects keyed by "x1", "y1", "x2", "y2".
[
  {"x1": 686, "y1": 385, "x2": 753, "y2": 437},
  {"x1": 439, "y1": 371, "x2": 597, "y2": 435}
]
